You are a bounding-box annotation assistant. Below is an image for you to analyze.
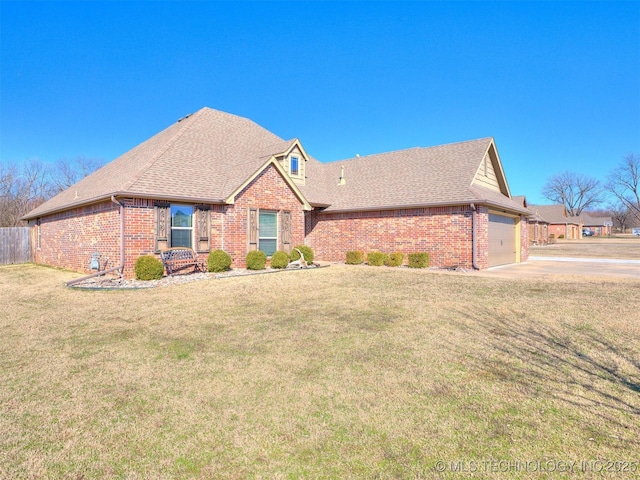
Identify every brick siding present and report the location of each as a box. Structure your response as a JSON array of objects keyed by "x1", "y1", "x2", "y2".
[
  {"x1": 33, "y1": 167, "x2": 526, "y2": 276},
  {"x1": 35, "y1": 200, "x2": 121, "y2": 274},
  {"x1": 306, "y1": 205, "x2": 527, "y2": 269},
  {"x1": 221, "y1": 164, "x2": 305, "y2": 267},
  {"x1": 33, "y1": 164, "x2": 305, "y2": 278},
  {"x1": 306, "y1": 205, "x2": 480, "y2": 268}
]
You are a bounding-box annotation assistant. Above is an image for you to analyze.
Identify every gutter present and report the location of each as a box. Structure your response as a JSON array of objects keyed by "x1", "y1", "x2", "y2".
[
  {"x1": 23, "y1": 192, "x2": 227, "y2": 221},
  {"x1": 318, "y1": 199, "x2": 530, "y2": 216},
  {"x1": 66, "y1": 196, "x2": 125, "y2": 286}
]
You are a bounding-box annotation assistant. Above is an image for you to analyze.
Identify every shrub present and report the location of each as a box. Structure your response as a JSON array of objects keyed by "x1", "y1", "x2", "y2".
[
  {"x1": 407, "y1": 252, "x2": 430, "y2": 269},
  {"x1": 290, "y1": 245, "x2": 314, "y2": 264},
  {"x1": 270, "y1": 250, "x2": 290, "y2": 269},
  {"x1": 135, "y1": 255, "x2": 164, "y2": 280},
  {"x1": 558, "y1": 234, "x2": 565, "y2": 239},
  {"x1": 386, "y1": 252, "x2": 404, "y2": 267},
  {"x1": 345, "y1": 250, "x2": 364, "y2": 265},
  {"x1": 246, "y1": 250, "x2": 267, "y2": 270},
  {"x1": 367, "y1": 251, "x2": 387, "y2": 266},
  {"x1": 207, "y1": 250, "x2": 232, "y2": 272}
]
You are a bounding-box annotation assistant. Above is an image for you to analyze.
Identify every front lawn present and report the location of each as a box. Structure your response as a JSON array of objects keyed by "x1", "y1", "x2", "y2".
[{"x1": 1, "y1": 264, "x2": 638, "y2": 478}]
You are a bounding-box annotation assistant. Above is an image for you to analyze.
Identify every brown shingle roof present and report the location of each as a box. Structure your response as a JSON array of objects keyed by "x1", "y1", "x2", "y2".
[
  {"x1": 24, "y1": 108, "x2": 527, "y2": 219},
  {"x1": 581, "y1": 214, "x2": 612, "y2": 227},
  {"x1": 530, "y1": 204, "x2": 582, "y2": 225},
  {"x1": 24, "y1": 108, "x2": 293, "y2": 218},
  {"x1": 310, "y1": 138, "x2": 527, "y2": 213}
]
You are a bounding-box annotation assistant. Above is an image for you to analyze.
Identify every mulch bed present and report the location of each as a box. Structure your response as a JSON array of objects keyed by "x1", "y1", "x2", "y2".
[{"x1": 68, "y1": 264, "x2": 326, "y2": 290}]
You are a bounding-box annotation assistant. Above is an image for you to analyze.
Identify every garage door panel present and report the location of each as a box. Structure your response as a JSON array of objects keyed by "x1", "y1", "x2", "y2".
[{"x1": 489, "y1": 214, "x2": 516, "y2": 267}]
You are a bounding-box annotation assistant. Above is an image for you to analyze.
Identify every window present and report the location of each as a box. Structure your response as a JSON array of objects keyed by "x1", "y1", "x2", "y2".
[
  {"x1": 290, "y1": 156, "x2": 299, "y2": 176},
  {"x1": 258, "y1": 211, "x2": 277, "y2": 256},
  {"x1": 170, "y1": 204, "x2": 193, "y2": 248}
]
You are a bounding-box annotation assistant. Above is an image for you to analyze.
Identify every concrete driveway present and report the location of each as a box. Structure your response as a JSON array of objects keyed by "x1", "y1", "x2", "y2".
[{"x1": 480, "y1": 256, "x2": 640, "y2": 279}]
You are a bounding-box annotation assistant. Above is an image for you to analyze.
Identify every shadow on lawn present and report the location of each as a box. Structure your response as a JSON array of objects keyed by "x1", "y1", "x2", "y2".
[{"x1": 450, "y1": 305, "x2": 640, "y2": 429}]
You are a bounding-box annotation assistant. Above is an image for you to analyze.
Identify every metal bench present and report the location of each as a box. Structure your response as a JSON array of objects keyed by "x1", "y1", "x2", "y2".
[{"x1": 160, "y1": 247, "x2": 206, "y2": 276}]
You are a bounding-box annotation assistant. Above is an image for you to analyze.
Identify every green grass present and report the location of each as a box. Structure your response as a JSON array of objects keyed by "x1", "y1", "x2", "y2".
[{"x1": 0, "y1": 263, "x2": 639, "y2": 478}]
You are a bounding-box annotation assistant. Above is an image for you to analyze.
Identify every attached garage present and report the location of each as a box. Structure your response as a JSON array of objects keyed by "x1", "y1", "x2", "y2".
[{"x1": 488, "y1": 213, "x2": 517, "y2": 267}]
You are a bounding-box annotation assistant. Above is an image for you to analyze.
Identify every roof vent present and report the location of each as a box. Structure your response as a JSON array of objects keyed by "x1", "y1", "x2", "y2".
[
  {"x1": 177, "y1": 113, "x2": 193, "y2": 123},
  {"x1": 338, "y1": 166, "x2": 346, "y2": 186}
]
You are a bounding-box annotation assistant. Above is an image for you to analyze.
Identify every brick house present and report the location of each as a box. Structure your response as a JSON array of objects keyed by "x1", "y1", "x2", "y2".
[
  {"x1": 529, "y1": 204, "x2": 582, "y2": 240},
  {"x1": 512, "y1": 196, "x2": 550, "y2": 246},
  {"x1": 581, "y1": 214, "x2": 613, "y2": 236},
  {"x1": 23, "y1": 107, "x2": 529, "y2": 278}
]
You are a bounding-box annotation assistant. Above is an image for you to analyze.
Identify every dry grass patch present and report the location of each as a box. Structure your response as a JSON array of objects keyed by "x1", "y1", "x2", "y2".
[{"x1": 1, "y1": 263, "x2": 639, "y2": 478}]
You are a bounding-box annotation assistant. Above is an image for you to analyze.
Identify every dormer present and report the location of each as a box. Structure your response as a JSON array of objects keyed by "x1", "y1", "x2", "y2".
[{"x1": 275, "y1": 139, "x2": 308, "y2": 186}]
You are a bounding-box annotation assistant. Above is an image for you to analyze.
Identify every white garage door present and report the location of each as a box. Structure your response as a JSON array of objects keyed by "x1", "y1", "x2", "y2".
[{"x1": 488, "y1": 214, "x2": 516, "y2": 267}]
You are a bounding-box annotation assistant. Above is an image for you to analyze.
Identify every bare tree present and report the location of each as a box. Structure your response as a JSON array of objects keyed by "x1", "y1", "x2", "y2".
[
  {"x1": 0, "y1": 156, "x2": 105, "y2": 226},
  {"x1": 541, "y1": 171, "x2": 603, "y2": 216},
  {"x1": 606, "y1": 153, "x2": 640, "y2": 224},
  {"x1": 0, "y1": 160, "x2": 53, "y2": 226},
  {"x1": 607, "y1": 202, "x2": 632, "y2": 233},
  {"x1": 50, "y1": 156, "x2": 105, "y2": 193},
  {"x1": 0, "y1": 163, "x2": 20, "y2": 226}
]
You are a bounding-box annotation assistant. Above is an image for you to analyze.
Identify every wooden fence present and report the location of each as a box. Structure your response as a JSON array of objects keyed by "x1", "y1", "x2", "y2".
[{"x1": 0, "y1": 227, "x2": 32, "y2": 265}]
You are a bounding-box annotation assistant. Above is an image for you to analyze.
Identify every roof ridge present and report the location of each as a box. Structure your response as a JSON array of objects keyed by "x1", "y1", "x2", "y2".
[
  {"x1": 121, "y1": 110, "x2": 202, "y2": 191},
  {"x1": 324, "y1": 137, "x2": 493, "y2": 164},
  {"x1": 422, "y1": 136, "x2": 493, "y2": 150},
  {"x1": 325, "y1": 146, "x2": 423, "y2": 164}
]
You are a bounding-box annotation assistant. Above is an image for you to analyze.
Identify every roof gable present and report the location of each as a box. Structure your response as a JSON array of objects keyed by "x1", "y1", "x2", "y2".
[
  {"x1": 471, "y1": 139, "x2": 510, "y2": 197},
  {"x1": 224, "y1": 157, "x2": 312, "y2": 211}
]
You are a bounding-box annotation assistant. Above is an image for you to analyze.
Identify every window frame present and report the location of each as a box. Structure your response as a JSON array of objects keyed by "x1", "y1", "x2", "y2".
[
  {"x1": 258, "y1": 210, "x2": 278, "y2": 256},
  {"x1": 290, "y1": 156, "x2": 299, "y2": 176},
  {"x1": 170, "y1": 204, "x2": 194, "y2": 248}
]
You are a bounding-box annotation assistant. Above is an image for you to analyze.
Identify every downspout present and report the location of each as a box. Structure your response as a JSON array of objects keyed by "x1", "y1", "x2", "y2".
[
  {"x1": 470, "y1": 203, "x2": 480, "y2": 270},
  {"x1": 65, "y1": 196, "x2": 125, "y2": 286},
  {"x1": 111, "y1": 195, "x2": 125, "y2": 275}
]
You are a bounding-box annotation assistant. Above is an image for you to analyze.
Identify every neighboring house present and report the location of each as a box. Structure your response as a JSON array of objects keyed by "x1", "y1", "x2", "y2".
[
  {"x1": 23, "y1": 107, "x2": 530, "y2": 278},
  {"x1": 581, "y1": 214, "x2": 612, "y2": 236},
  {"x1": 513, "y1": 197, "x2": 550, "y2": 246},
  {"x1": 530, "y1": 204, "x2": 582, "y2": 240}
]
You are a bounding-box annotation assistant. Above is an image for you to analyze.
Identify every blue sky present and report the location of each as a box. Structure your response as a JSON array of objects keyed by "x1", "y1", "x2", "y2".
[{"x1": 1, "y1": 1, "x2": 639, "y2": 205}]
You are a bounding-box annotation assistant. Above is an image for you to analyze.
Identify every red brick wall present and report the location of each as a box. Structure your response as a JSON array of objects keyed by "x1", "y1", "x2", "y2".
[
  {"x1": 305, "y1": 205, "x2": 526, "y2": 269},
  {"x1": 33, "y1": 171, "x2": 524, "y2": 276},
  {"x1": 34, "y1": 164, "x2": 305, "y2": 278},
  {"x1": 549, "y1": 223, "x2": 580, "y2": 239},
  {"x1": 520, "y1": 217, "x2": 529, "y2": 261},
  {"x1": 476, "y1": 206, "x2": 489, "y2": 269},
  {"x1": 306, "y1": 205, "x2": 478, "y2": 268},
  {"x1": 120, "y1": 198, "x2": 156, "y2": 276},
  {"x1": 224, "y1": 164, "x2": 305, "y2": 267},
  {"x1": 34, "y1": 200, "x2": 121, "y2": 274}
]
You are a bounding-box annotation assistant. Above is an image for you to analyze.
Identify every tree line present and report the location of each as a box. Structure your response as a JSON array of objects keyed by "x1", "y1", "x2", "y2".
[
  {"x1": 0, "y1": 157, "x2": 104, "y2": 227},
  {"x1": 542, "y1": 153, "x2": 640, "y2": 232}
]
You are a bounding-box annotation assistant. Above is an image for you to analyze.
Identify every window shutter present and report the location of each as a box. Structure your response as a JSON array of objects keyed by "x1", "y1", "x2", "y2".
[
  {"x1": 248, "y1": 208, "x2": 258, "y2": 251},
  {"x1": 196, "y1": 205, "x2": 211, "y2": 252},
  {"x1": 155, "y1": 203, "x2": 170, "y2": 251},
  {"x1": 281, "y1": 210, "x2": 292, "y2": 252}
]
